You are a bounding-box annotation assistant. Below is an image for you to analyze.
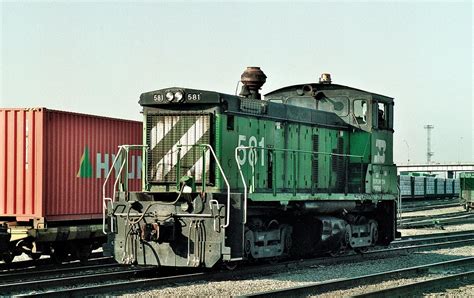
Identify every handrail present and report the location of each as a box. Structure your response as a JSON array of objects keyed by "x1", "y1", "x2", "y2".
[
  {"x1": 235, "y1": 145, "x2": 365, "y2": 225},
  {"x1": 102, "y1": 144, "x2": 148, "y2": 235},
  {"x1": 177, "y1": 144, "x2": 231, "y2": 228},
  {"x1": 235, "y1": 147, "x2": 249, "y2": 225},
  {"x1": 102, "y1": 146, "x2": 124, "y2": 234}
]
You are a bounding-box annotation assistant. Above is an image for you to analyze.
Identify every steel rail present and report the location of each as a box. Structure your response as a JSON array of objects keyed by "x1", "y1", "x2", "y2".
[
  {"x1": 0, "y1": 253, "x2": 110, "y2": 272},
  {"x1": 18, "y1": 272, "x2": 207, "y2": 297},
  {"x1": 401, "y1": 198, "x2": 460, "y2": 206},
  {"x1": 355, "y1": 270, "x2": 474, "y2": 298},
  {"x1": 391, "y1": 231, "x2": 474, "y2": 247},
  {"x1": 399, "y1": 229, "x2": 474, "y2": 240},
  {"x1": 0, "y1": 267, "x2": 151, "y2": 295},
  {"x1": 13, "y1": 235, "x2": 474, "y2": 297},
  {"x1": 0, "y1": 262, "x2": 120, "y2": 282},
  {"x1": 401, "y1": 203, "x2": 461, "y2": 213},
  {"x1": 243, "y1": 257, "x2": 474, "y2": 297},
  {"x1": 399, "y1": 211, "x2": 469, "y2": 222},
  {"x1": 399, "y1": 214, "x2": 474, "y2": 228}
]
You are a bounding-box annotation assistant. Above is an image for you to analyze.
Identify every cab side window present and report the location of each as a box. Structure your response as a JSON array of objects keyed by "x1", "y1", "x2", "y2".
[
  {"x1": 374, "y1": 101, "x2": 392, "y2": 130},
  {"x1": 353, "y1": 99, "x2": 368, "y2": 124}
]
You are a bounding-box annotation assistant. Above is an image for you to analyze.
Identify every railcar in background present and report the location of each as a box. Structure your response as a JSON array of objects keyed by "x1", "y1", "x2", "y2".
[
  {"x1": 460, "y1": 172, "x2": 474, "y2": 211},
  {"x1": 398, "y1": 173, "x2": 459, "y2": 201},
  {"x1": 0, "y1": 108, "x2": 142, "y2": 263},
  {"x1": 104, "y1": 67, "x2": 399, "y2": 268}
]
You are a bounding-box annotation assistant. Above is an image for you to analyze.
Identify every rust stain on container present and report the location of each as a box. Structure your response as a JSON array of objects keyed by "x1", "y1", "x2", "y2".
[{"x1": 0, "y1": 108, "x2": 142, "y2": 222}]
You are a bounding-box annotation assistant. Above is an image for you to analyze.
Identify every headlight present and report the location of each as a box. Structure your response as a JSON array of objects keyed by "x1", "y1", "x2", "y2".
[
  {"x1": 165, "y1": 91, "x2": 174, "y2": 101},
  {"x1": 175, "y1": 91, "x2": 184, "y2": 102}
]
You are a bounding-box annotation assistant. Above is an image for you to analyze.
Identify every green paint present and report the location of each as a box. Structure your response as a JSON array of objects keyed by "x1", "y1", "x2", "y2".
[
  {"x1": 141, "y1": 87, "x2": 397, "y2": 203},
  {"x1": 77, "y1": 146, "x2": 93, "y2": 178}
]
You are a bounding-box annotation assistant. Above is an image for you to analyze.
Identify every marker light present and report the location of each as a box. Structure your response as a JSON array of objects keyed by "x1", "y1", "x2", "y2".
[
  {"x1": 165, "y1": 92, "x2": 174, "y2": 101},
  {"x1": 175, "y1": 91, "x2": 184, "y2": 102}
]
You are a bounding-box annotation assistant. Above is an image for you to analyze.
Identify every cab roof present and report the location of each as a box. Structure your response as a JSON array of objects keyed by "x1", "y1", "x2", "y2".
[{"x1": 264, "y1": 83, "x2": 394, "y2": 103}]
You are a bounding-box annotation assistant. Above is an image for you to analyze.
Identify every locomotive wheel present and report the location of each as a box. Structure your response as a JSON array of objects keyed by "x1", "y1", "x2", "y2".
[
  {"x1": 267, "y1": 257, "x2": 280, "y2": 264},
  {"x1": 1, "y1": 252, "x2": 14, "y2": 264},
  {"x1": 28, "y1": 253, "x2": 42, "y2": 261},
  {"x1": 244, "y1": 230, "x2": 254, "y2": 258},
  {"x1": 354, "y1": 247, "x2": 368, "y2": 254},
  {"x1": 369, "y1": 221, "x2": 379, "y2": 245},
  {"x1": 224, "y1": 262, "x2": 238, "y2": 270},
  {"x1": 330, "y1": 242, "x2": 345, "y2": 257},
  {"x1": 75, "y1": 244, "x2": 92, "y2": 264},
  {"x1": 284, "y1": 232, "x2": 292, "y2": 253},
  {"x1": 51, "y1": 244, "x2": 68, "y2": 264},
  {"x1": 329, "y1": 248, "x2": 341, "y2": 257}
]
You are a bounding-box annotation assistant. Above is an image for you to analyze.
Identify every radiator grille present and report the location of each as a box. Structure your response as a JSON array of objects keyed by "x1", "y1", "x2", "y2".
[
  {"x1": 240, "y1": 98, "x2": 267, "y2": 115},
  {"x1": 146, "y1": 113, "x2": 212, "y2": 183}
]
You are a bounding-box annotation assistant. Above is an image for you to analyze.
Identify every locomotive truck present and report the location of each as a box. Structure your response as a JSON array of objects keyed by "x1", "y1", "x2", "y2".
[{"x1": 103, "y1": 67, "x2": 399, "y2": 268}]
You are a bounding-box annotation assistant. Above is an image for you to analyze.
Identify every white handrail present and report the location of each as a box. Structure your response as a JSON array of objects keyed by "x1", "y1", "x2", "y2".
[
  {"x1": 102, "y1": 145, "x2": 148, "y2": 235},
  {"x1": 102, "y1": 146, "x2": 124, "y2": 234},
  {"x1": 177, "y1": 144, "x2": 231, "y2": 228},
  {"x1": 235, "y1": 147, "x2": 248, "y2": 225},
  {"x1": 234, "y1": 145, "x2": 365, "y2": 228}
]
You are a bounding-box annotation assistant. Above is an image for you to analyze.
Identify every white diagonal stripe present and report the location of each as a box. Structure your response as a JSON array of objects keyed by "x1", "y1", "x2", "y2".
[
  {"x1": 155, "y1": 116, "x2": 209, "y2": 181},
  {"x1": 186, "y1": 149, "x2": 210, "y2": 182},
  {"x1": 150, "y1": 116, "x2": 180, "y2": 151}
]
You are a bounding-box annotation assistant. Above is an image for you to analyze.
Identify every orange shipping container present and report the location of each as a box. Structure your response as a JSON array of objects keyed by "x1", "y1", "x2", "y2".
[{"x1": 0, "y1": 108, "x2": 142, "y2": 222}]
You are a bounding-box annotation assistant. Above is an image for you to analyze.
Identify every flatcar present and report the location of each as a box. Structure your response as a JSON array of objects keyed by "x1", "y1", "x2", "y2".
[
  {"x1": 398, "y1": 173, "x2": 459, "y2": 201},
  {"x1": 460, "y1": 172, "x2": 474, "y2": 211},
  {"x1": 0, "y1": 108, "x2": 142, "y2": 263},
  {"x1": 104, "y1": 67, "x2": 398, "y2": 268}
]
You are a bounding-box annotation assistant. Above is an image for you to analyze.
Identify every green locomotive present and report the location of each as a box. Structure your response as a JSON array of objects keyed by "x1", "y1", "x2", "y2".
[
  {"x1": 460, "y1": 172, "x2": 474, "y2": 211},
  {"x1": 104, "y1": 67, "x2": 398, "y2": 267}
]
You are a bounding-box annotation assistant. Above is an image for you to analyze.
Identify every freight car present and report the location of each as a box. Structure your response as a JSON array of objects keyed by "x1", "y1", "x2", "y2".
[
  {"x1": 398, "y1": 173, "x2": 459, "y2": 201},
  {"x1": 104, "y1": 67, "x2": 398, "y2": 268},
  {"x1": 460, "y1": 172, "x2": 474, "y2": 211},
  {"x1": 0, "y1": 108, "x2": 142, "y2": 263}
]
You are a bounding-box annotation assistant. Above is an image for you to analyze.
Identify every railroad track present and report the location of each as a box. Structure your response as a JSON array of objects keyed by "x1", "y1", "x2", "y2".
[
  {"x1": 245, "y1": 257, "x2": 474, "y2": 297},
  {"x1": 400, "y1": 210, "x2": 469, "y2": 222},
  {"x1": 400, "y1": 201, "x2": 461, "y2": 213},
  {"x1": 0, "y1": 252, "x2": 111, "y2": 272},
  {"x1": 355, "y1": 271, "x2": 473, "y2": 297},
  {"x1": 398, "y1": 213, "x2": 474, "y2": 228},
  {"x1": 392, "y1": 231, "x2": 474, "y2": 247},
  {"x1": 0, "y1": 264, "x2": 158, "y2": 295},
  {"x1": 0, "y1": 262, "x2": 121, "y2": 283},
  {"x1": 5, "y1": 232, "x2": 474, "y2": 297}
]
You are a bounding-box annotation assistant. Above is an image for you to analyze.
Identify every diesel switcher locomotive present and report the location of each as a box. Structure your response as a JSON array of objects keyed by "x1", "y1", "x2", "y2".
[{"x1": 103, "y1": 67, "x2": 398, "y2": 268}]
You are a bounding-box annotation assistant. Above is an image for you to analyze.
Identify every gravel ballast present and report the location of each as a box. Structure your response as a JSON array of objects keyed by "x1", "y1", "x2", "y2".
[
  {"x1": 119, "y1": 244, "x2": 474, "y2": 296},
  {"x1": 114, "y1": 207, "x2": 474, "y2": 297}
]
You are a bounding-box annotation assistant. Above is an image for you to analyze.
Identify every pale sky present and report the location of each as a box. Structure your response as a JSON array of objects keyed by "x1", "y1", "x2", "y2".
[{"x1": 1, "y1": 0, "x2": 473, "y2": 165}]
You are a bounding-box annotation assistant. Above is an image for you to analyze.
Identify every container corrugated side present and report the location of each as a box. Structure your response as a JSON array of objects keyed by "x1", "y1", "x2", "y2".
[
  {"x1": 1, "y1": 109, "x2": 44, "y2": 220},
  {"x1": 0, "y1": 108, "x2": 143, "y2": 222}
]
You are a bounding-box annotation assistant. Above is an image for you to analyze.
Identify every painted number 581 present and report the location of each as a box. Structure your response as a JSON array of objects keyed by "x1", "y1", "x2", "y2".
[{"x1": 237, "y1": 135, "x2": 265, "y2": 166}]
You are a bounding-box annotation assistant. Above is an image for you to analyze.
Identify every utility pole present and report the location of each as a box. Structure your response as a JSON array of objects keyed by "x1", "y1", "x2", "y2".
[
  {"x1": 403, "y1": 139, "x2": 410, "y2": 164},
  {"x1": 424, "y1": 125, "x2": 434, "y2": 164}
]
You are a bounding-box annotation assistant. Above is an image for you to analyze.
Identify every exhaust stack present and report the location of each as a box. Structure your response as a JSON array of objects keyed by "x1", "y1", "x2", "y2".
[{"x1": 239, "y1": 66, "x2": 267, "y2": 100}]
